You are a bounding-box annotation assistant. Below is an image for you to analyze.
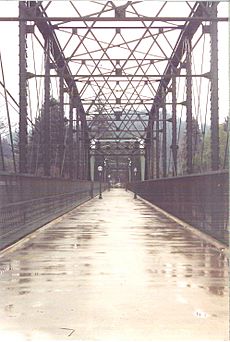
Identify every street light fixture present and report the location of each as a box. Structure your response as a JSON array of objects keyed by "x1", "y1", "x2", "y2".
[{"x1": 98, "y1": 165, "x2": 103, "y2": 199}]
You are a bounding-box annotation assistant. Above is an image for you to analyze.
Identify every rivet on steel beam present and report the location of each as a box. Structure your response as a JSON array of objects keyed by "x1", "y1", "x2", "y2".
[
  {"x1": 202, "y1": 25, "x2": 211, "y2": 34},
  {"x1": 115, "y1": 68, "x2": 122, "y2": 76},
  {"x1": 26, "y1": 25, "x2": 34, "y2": 34},
  {"x1": 49, "y1": 63, "x2": 56, "y2": 69},
  {"x1": 115, "y1": 7, "x2": 126, "y2": 19},
  {"x1": 175, "y1": 68, "x2": 181, "y2": 75},
  {"x1": 73, "y1": 98, "x2": 78, "y2": 108},
  {"x1": 180, "y1": 61, "x2": 187, "y2": 69}
]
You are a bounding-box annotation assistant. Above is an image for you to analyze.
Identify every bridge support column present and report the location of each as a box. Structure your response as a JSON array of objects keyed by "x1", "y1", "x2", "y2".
[
  {"x1": 68, "y1": 93, "x2": 74, "y2": 179},
  {"x1": 210, "y1": 3, "x2": 219, "y2": 171},
  {"x1": 59, "y1": 69, "x2": 65, "y2": 177},
  {"x1": 75, "y1": 109, "x2": 80, "y2": 179},
  {"x1": 19, "y1": 2, "x2": 28, "y2": 174},
  {"x1": 85, "y1": 137, "x2": 90, "y2": 180},
  {"x1": 43, "y1": 36, "x2": 51, "y2": 176},
  {"x1": 155, "y1": 104, "x2": 160, "y2": 178},
  {"x1": 185, "y1": 37, "x2": 193, "y2": 174},
  {"x1": 162, "y1": 87, "x2": 167, "y2": 178},
  {"x1": 82, "y1": 123, "x2": 87, "y2": 180},
  {"x1": 151, "y1": 119, "x2": 155, "y2": 179},
  {"x1": 171, "y1": 72, "x2": 178, "y2": 176}
]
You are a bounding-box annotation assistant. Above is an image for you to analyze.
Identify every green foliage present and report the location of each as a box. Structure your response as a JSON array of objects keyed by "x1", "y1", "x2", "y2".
[
  {"x1": 178, "y1": 117, "x2": 229, "y2": 173},
  {"x1": 28, "y1": 98, "x2": 65, "y2": 175}
]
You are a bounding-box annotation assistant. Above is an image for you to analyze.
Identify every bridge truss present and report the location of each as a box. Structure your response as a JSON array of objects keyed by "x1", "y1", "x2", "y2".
[{"x1": 0, "y1": 1, "x2": 228, "y2": 183}]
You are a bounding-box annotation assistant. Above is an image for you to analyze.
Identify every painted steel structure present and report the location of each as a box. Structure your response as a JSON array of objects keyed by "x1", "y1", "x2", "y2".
[
  {"x1": 0, "y1": 1, "x2": 228, "y2": 244},
  {"x1": 5, "y1": 0, "x2": 225, "y2": 182}
]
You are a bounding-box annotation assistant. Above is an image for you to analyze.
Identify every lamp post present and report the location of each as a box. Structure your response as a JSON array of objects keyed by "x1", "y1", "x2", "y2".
[
  {"x1": 98, "y1": 165, "x2": 103, "y2": 199},
  {"x1": 103, "y1": 159, "x2": 107, "y2": 182},
  {"x1": 133, "y1": 167, "x2": 137, "y2": 199},
  {"x1": 126, "y1": 158, "x2": 132, "y2": 191},
  {"x1": 108, "y1": 174, "x2": 111, "y2": 191}
]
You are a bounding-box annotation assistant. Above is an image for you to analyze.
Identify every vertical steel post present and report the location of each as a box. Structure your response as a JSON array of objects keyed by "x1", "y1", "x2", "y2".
[
  {"x1": 19, "y1": 2, "x2": 28, "y2": 173},
  {"x1": 81, "y1": 123, "x2": 86, "y2": 179},
  {"x1": 185, "y1": 38, "x2": 193, "y2": 174},
  {"x1": 209, "y1": 3, "x2": 221, "y2": 237},
  {"x1": 155, "y1": 104, "x2": 160, "y2": 178},
  {"x1": 84, "y1": 133, "x2": 90, "y2": 180},
  {"x1": 44, "y1": 36, "x2": 51, "y2": 176},
  {"x1": 76, "y1": 110, "x2": 80, "y2": 179},
  {"x1": 0, "y1": 134, "x2": 5, "y2": 171},
  {"x1": 68, "y1": 92, "x2": 74, "y2": 179},
  {"x1": 145, "y1": 138, "x2": 150, "y2": 179},
  {"x1": 210, "y1": 4, "x2": 219, "y2": 170},
  {"x1": 162, "y1": 88, "x2": 167, "y2": 177},
  {"x1": 171, "y1": 73, "x2": 177, "y2": 176},
  {"x1": 79, "y1": 117, "x2": 83, "y2": 179},
  {"x1": 59, "y1": 69, "x2": 64, "y2": 176},
  {"x1": 148, "y1": 112, "x2": 154, "y2": 179},
  {"x1": 151, "y1": 120, "x2": 155, "y2": 178}
]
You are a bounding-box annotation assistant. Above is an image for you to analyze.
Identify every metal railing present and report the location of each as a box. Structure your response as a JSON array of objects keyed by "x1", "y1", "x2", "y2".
[
  {"x1": 128, "y1": 171, "x2": 229, "y2": 244},
  {"x1": 0, "y1": 172, "x2": 106, "y2": 250}
]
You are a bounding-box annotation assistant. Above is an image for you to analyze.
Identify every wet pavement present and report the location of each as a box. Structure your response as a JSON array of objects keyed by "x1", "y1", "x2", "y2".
[{"x1": 0, "y1": 189, "x2": 229, "y2": 341}]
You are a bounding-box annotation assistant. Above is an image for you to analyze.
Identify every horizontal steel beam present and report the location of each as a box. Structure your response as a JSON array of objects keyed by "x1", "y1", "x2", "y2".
[
  {"x1": 29, "y1": 74, "x2": 208, "y2": 78},
  {"x1": 87, "y1": 119, "x2": 149, "y2": 121},
  {"x1": 85, "y1": 102, "x2": 154, "y2": 105},
  {"x1": 84, "y1": 101, "x2": 186, "y2": 105},
  {"x1": 75, "y1": 74, "x2": 208, "y2": 78},
  {"x1": 91, "y1": 154, "x2": 143, "y2": 156},
  {"x1": 89, "y1": 138, "x2": 140, "y2": 141},
  {"x1": 69, "y1": 58, "x2": 170, "y2": 61},
  {"x1": 86, "y1": 113, "x2": 148, "y2": 116},
  {"x1": 1, "y1": 16, "x2": 228, "y2": 22},
  {"x1": 90, "y1": 130, "x2": 146, "y2": 133},
  {"x1": 54, "y1": 25, "x2": 184, "y2": 29}
]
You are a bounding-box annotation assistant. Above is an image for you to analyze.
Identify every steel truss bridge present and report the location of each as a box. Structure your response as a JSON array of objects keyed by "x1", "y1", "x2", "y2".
[{"x1": 0, "y1": 1, "x2": 229, "y2": 248}]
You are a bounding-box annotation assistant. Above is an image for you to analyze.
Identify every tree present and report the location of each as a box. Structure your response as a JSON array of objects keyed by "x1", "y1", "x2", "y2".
[
  {"x1": 183, "y1": 118, "x2": 229, "y2": 172},
  {"x1": 28, "y1": 98, "x2": 66, "y2": 176},
  {"x1": 178, "y1": 117, "x2": 202, "y2": 173}
]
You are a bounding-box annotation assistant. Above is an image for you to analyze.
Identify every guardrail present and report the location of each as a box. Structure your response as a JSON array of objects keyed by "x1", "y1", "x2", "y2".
[
  {"x1": 0, "y1": 172, "x2": 106, "y2": 250},
  {"x1": 128, "y1": 171, "x2": 229, "y2": 244}
]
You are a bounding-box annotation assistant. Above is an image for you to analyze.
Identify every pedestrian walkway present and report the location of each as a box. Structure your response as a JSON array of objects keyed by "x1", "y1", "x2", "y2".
[{"x1": 0, "y1": 189, "x2": 228, "y2": 341}]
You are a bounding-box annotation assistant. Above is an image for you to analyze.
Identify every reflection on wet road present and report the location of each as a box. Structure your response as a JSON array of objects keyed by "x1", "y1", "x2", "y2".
[{"x1": 0, "y1": 189, "x2": 228, "y2": 341}]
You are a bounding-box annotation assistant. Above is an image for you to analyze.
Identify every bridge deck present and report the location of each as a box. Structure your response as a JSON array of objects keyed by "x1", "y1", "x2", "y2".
[{"x1": 0, "y1": 189, "x2": 228, "y2": 341}]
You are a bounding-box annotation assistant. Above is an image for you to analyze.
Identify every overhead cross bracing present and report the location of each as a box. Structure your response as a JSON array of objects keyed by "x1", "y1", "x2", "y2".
[{"x1": 0, "y1": 1, "x2": 228, "y2": 183}]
